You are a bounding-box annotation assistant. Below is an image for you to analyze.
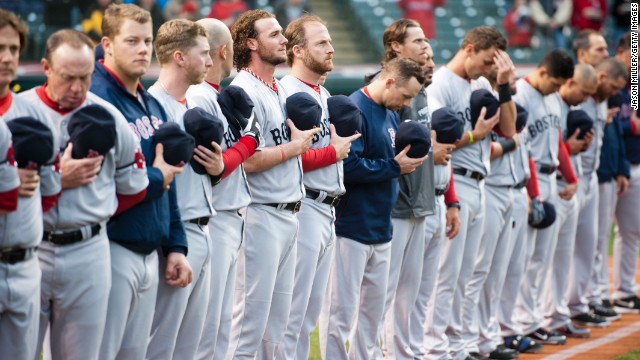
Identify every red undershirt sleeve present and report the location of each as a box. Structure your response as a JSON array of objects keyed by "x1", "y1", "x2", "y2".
[
  {"x1": 526, "y1": 157, "x2": 540, "y2": 198},
  {"x1": 444, "y1": 170, "x2": 459, "y2": 205},
  {"x1": 114, "y1": 189, "x2": 147, "y2": 216},
  {"x1": 220, "y1": 136, "x2": 258, "y2": 180},
  {"x1": 557, "y1": 134, "x2": 577, "y2": 184},
  {"x1": 42, "y1": 193, "x2": 61, "y2": 213},
  {"x1": 301, "y1": 146, "x2": 337, "y2": 172},
  {"x1": 0, "y1": 187, "x2": 19, "y2": 213}
]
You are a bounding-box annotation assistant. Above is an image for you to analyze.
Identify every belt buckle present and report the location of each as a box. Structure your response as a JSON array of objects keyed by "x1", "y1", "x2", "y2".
[
  {"x1": 330, "y1": 196, "x2": 340, "y2": 207},
  {"x1": 292, "y1": 201, "x2": 301, "y2": 214}
]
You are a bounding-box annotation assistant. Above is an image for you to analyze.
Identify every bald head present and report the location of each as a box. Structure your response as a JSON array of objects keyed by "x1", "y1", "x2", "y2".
[
  {"x1": 197, "y1": 18, "x2": 233, "y2": 82},
  {"x1": 197, "y1": 18, "x2": 232, "y2": 50},
  {"x1": 573, "y1": 63, "x2": 597, "y2": 86}
]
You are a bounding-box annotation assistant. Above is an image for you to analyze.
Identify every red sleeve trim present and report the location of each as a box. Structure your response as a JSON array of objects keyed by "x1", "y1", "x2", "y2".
[
  {"x1": 0, "y1": 187, "x2": 19, "y2": 212},
  {"x1": 114, "y1": 189, "x2": 147, "y2": 216},
  {"x1": 564, "y1": 140, "x2": 572, "y2": 154},
  {"x1": 220, "y1": 136, "x2": 258, "y2": 180},
  {"x1": 42, "y1": 193, "x2": 61, "y2": 213},
  {"x1": 526, "y1": 157, "x2": 540, "y2": 198},
  {"x1": 444, "y1": 170, "x2": 459, "y2": 204},
  {"x1": 493, "y1": 127, "x2": 508, "y2": 138},
  {"x1": 490, "y1": 142, "x2": 495, "y2": 156},
  {"x1": 301, "y1": 146, "x2": 337, "y2": 172},
  {"x1": 557, "y1": 135, "x2": 577, "y2": 184}
]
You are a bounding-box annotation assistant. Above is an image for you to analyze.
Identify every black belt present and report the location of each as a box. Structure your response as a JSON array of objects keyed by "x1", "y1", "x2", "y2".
[
  {"x1": 514, "y1": 179, "x2": 527, "y2": 189},
  {"x1": 305, "y1": 188, "x2": 341, "y2": 207},
  {"x1": 453, "y1": 168, "x2": 485, "y2": 181},
  {"x1": 538, "y1": 164, "x2": 557, "y2": 174},
  {"x1": 188, "y1": 216, "x2": 210, "y2": 226},
  {"x1": 0, "y1": 247, "x2": 36, "y2": 264},
  {"x1": 264, "y1": 201, "x2": 302, "y2": 213},
  {"x1": 43, "y1": 224, "x2": 101, "y2": 245},
  {"x1": 435, "y1": 188, "x2": 446, "y2": 196}
]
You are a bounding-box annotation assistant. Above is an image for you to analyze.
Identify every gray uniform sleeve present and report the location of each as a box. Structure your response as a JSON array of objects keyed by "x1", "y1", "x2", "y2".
[
  {"x1": 112, "y1": 110, "x2": 149, "y2": 195},
  {"x1": 0, "y1": 121, "x2": 19, "y2": 193}
]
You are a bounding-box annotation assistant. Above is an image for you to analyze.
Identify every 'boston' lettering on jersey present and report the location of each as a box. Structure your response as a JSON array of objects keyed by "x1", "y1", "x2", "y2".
[
  {"x1": 270, "y1": 121, "x2": 292, "y2": 146},
  {"x1": 128, "y1": 115, "x2": 163, "y2": 141},
  {"x1": 527, "y1": 113, "x2": 561, "y2": 139},
  {"x1": 311, "y1": 117, "x2": 330, "y2": 144}
]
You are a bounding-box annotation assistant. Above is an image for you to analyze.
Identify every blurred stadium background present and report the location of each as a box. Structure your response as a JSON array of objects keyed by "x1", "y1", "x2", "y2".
[{"x1": 2, "y1": 0, "x2": 626, "y2": 95}]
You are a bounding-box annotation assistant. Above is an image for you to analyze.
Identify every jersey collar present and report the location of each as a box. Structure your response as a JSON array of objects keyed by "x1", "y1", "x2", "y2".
[
  {"x1": 0, "y1": 91, "x2": 12, "y2": 116},
  {"x1": 35, "y1": 83, "x2": 82, "y2": 115}
]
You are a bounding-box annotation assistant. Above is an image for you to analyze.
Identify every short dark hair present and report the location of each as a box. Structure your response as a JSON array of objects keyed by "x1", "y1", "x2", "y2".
[
  {"x1": 0, "y1": 8, "x2": 29, "y2": 54},
  {"x1": 45, "y1": 29, "x2": 94, "y2": 64},
  {"x1": 572, "y1": 29, "x2": 599, "y2": 58},
  {"x1": 383, "y1": 18, "x2": 423, "y2": 63},
  {"x1": 617, "y1": 31, "x2": 632, "y2": 51},
  {"x1": 539, "y1": 49, "x2": 574, "y2": 79},
  {"x1": 597, "y1": 57, "x2": 628, "y2": 81},
  {"x1": 461, "y1": 26, "x2": 507, "y2": 52},
  {"x1": 379, "y1": 57, "x2": 425, "y2": 85}
]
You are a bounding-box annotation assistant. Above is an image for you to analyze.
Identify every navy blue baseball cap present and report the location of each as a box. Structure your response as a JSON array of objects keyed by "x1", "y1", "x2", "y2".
[
  {"x1": 327, "y1": 95, "x2": 361, "y2": 137},
  {"x1": 218, "y1": 85, "x2": 254, "y2": 133},
  {"x1": 152, "y1": 122, "x2": 195, "y2": 168},
  {"x1": 515, "y1": 103, "x2": 528, "y2": 133},
  {"x1": 566, "y1": 110, "x2": 593, "y2": 140},
  {"x1": 529, "y1": 201, "x2": 556, "y2": 229},
  {"x1": 395, "y1": 120, "x2": 431, "y2": 158},
  {"x1": 184, "y1": 107, "x2": 225, "y2": 175},
  {"x1": 470, "y1": 89, "x2": 499, "y2": 128},
  {"x1": 6, "y1": 117, "x2": 54, "y2": 170},
  {"x1": 286, "y1": 92, "x2": 322, "y2": 131},
  {"x1": 67, "y1": 104, "x2": 117, "y2": 159},
  {"x1": 431, "y1": 107, "x2": 464, "y2": 144}
]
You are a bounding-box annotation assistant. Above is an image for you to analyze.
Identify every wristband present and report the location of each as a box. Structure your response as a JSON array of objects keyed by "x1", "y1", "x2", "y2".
[
  {"x1": 210, "y1": 165, "x2": 225, "y2": 186},
  {"x1": 498, "y1": 83, "x2": 512, "y2": 104},
  {"x1": 447, "y1": 202, "x2": 461, "y2": 210},
  {"x1": 468, "y1": 131, "x2": 474, "y2": 144},
  {"x1": 498, "y1": 138, "x2": 517, "y2": 153}
]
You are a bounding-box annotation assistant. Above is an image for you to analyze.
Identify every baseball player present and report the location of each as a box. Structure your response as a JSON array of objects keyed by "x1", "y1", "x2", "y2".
[
  {"x1": 224, "y1": 10, "x2": 319, "y2": 360},
  {"x1": 277, "y1": 15, "x2": 359, "y2": 360},
  {"x1": 571, "y1": 58, "x2": 628, "y2": 324},
  {"x1": 565, "y1": 29, "x2": 619, "y2": 326},
  {"x1": 319, "y1": 57, "x2": 426, "y2": 360},
  {"x1": 0, "y1": 10, "x2": 61, "y2": 360},
  {"x1": 612, "y1": 32, "x2": 640, "y2": 314},
  {"x1": 424, "y1": 26, "x2": 516, "y2": 360},
  {"x1": 512, "y1": 49, "x2": 577, "y2": 346},
  {"x1": 372, "y1": 20, "x2": 460, "y2": 360},
  {"x1": 146, "y1": 19, "x2": 224, "y2": 360},
  {"x1": 460, "y1": 65, "x2": 523, "y2": 360},
  {"x1": 589, "y1": 33, "x2": 633, "y2": 313},
  {"x1": 19, "y1": 29, "x2": 148, "y2": 360},
  {"x1": 89, "y1": 5, "x2": 193, "y2": 359},
  {"x1": 186, "y1": 18, "x2": 262, "y2": 360},
  {"x1": 541, "y1": 63, "x2": 598, "y2": 339}
]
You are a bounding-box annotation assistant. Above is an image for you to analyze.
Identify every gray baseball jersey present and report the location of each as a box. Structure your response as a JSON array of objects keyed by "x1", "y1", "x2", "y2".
[
  {"x1": 280, "y1": 75, "x2": 344, "y2": 195},
  {"x1": 427, "y1": 66, "x2": 493, "y2": 176},
  {"x1": 556, "y1": 95, "x2": 583, "y2": 179},
  {"x1": 230, "y1": 70, "x2": 304, "y2": 204},
  {"x1": 513, "y1": 79, "x2": 562, "y2": 168},
  {"x1": 576, "y1": 97, "x2": 607, "y2": 175},
  {"x1": 485, "y1": 133, "x2": 518, "y2": 187},
  {"x1": 185, "y1": 82, "x2": 252, "y2": 211},
  {"x1": 512, "y1": 129, "x2": 531, "y2": 186},
  {"x1": 19, "y1": 89, "x2": 148, "y2": 230},
  {"x1": 0, "y1": 120, "x2": 18, "y2": 195},
  {"x1": 148, "y1": 86, "x2": 214, "y2": 220},
  {"x1": 1, "y1": 93, "x2": 61, "y2": 248}
]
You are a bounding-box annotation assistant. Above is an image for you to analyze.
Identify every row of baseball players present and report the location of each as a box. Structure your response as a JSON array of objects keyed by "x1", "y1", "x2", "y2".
[{"x1": 0, "y1": 4, "x2": 637, "y2": 360}]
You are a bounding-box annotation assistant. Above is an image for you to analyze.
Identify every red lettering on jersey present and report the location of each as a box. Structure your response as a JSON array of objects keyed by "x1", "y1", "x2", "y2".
[
  {"x1": 388, "y1": 128, "x2": 396, "y2": 148},
  {"x1": 136, "y1": 118, "x2": 150, "y2": 139},
  {"x1": 151, "y1": 116, "x2": 162, "y2": 130},
  {"x1": 128, "y1": 123, "x2": 141, "y2": 141},
  {"x1": 142, "y1": 116, "x2": 155, "y2": 136},
  {"x1": 52, "y1": 153, "x2": 61, "y2": 174}
]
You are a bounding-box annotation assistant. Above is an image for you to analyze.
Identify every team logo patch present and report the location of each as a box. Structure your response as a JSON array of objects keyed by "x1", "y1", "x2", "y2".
[
  {"x1": 6, "y1": 145, "x2": 16, "y2": 167},
  {"x1": 388, "y1": 128, "x2": 396, "y2": 148},
  {"x1": 133, "y1": 147, "x2": 146, "y2": 169}
]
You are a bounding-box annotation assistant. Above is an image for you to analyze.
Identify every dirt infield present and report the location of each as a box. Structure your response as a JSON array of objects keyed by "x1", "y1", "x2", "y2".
[{"x1": 521, "y1": 258, "x2": 640, "y2": 360}]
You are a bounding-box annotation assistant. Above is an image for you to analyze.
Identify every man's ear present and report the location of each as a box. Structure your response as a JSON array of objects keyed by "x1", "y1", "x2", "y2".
[{"x1": 247, "y1": 38, "x2": 258, "y2": 51}]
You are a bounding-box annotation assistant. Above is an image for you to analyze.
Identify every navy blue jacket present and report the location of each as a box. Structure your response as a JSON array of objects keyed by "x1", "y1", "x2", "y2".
[
  {"x1": 597, "y1": 108, "x2": 630, "y2": 183},
  {"x1": 91, "y1": 61, "x2": 187, "y2": 256},
  {"x1": 618, "y1": 84, "x2": 640, "y2": 165},
  {"x1": 335, "y1": 89, "x2": 401, "y2": 244}
]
